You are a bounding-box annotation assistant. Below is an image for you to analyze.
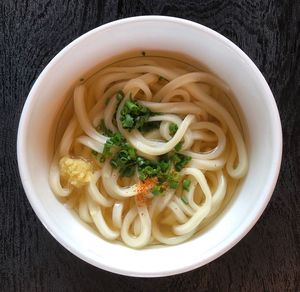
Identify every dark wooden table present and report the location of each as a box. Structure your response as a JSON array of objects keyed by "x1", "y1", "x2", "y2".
[{"x1": 1, "y1": 1, "x2": 299, "y2": 291}]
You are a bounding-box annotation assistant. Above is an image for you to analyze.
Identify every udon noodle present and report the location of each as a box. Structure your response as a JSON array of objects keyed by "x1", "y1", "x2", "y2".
[{"x1": 49, "y1": 52, "x2": 248, "y2": 248}]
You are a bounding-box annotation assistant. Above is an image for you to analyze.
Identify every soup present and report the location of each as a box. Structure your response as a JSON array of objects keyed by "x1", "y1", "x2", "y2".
[{"x1": 49, "y1": 51, "x2": 248, "y2": 248}]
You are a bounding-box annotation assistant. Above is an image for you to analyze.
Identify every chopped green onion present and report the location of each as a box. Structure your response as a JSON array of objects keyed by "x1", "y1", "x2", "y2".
[
  {"x1": 169, "y1": 123, "x2": 178, "y2": 135},
  {"x1": 116, "y1": 90, "x2": 124, "y2": 101},
  {"x1": 181, "y1": 196, "x2": 189, "y2": 205},
  {"x1": 101, "y1": 132, "x2": 126, "y2": 160},
  {"x1": 125, "y1": 100, "x2": 138, "y2": 111},
  {"x1": 123, "y1": 114, "x2": 134, "y2": 128},
  {"x1": 183, "y1": 179, "x2": 191, "y2": 191},
  {"x1": 110, "y1": 159, "x2": 119, "y2": 168},
  {"x1": 175, "y1": 142, "x2": 183, "y2": 152},
  {"x1": 151, "y1": 184, "x2": 165, "y2": 196},
  {"x1": 152, "y1": 185, "x2": 161, "y2": 196},
  {"x1": 136, "y1": 156, "x2": 145, "y2": 166},
  {"x1": 127, "y1": 146, "x2": 136, "y2": 159},
  {"x1": 120, "y1": 98, "x2": 154, "y2": 131},
  {"x1": 169, "y1": 180, "x2": 178, "y2": 189},
  {"x1": 171, "y1": 153, "x2": 191, "y2": 171}
]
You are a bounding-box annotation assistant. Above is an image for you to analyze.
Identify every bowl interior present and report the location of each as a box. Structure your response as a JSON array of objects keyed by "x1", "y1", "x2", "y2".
[{"x1": 18, "y1": 16, "x2": 282, "y2": 277}]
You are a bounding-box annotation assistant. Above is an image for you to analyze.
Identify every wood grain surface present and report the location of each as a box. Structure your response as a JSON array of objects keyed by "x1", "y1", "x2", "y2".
[{"x1": 1, "y1": 1, "x2": 299, "y2": 291}]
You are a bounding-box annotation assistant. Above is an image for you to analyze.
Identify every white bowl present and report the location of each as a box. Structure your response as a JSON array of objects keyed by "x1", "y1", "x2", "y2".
[{"x1": 17, "y1": 16, "x2": 282, "y2": 277}]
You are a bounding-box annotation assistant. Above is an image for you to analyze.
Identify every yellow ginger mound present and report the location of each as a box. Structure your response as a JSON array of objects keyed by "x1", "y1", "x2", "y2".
[{"x1": 59, "y1": 156, "x2": 92, "y2": 188}]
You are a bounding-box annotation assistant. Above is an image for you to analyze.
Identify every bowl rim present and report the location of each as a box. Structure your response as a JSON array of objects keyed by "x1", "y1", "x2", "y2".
[{"x1": 17, "y1": 15, "x2": 282, "y2": 277}]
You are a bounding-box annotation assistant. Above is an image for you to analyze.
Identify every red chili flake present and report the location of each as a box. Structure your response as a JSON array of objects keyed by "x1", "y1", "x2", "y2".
[{"x1": 135, "y1": 177, "x2": 157, "y2": 207}]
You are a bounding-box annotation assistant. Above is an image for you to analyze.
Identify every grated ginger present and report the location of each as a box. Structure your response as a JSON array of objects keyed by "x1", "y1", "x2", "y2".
[{"x1": 59, "y1": 156, "x2": 92, "y2": 188}]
